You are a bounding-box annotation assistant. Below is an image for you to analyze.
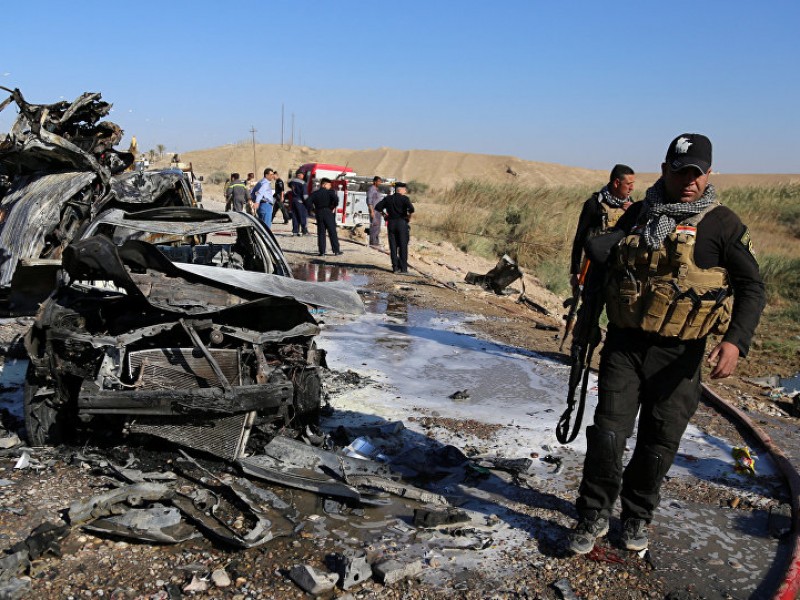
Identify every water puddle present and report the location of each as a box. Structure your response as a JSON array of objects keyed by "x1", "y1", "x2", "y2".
[
  {"x1": 292, "y1": 262, "x2": 369, "y2": 287},
  {"x1": 780, "y1": 373, "x2": 800, "y2": 395}
]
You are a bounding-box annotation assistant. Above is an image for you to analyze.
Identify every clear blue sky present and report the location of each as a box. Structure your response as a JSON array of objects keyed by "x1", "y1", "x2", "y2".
[{"x1": 2, "y1": 0, "x2": 798, "y2": 174}]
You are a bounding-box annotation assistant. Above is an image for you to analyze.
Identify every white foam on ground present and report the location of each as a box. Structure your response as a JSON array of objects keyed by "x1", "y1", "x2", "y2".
[{"x1": 319, "y1": 309, "x2": 778, "y2": 489}]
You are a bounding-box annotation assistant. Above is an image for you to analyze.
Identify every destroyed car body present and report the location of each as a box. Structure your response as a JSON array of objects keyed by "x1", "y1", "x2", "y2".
[
  {"x1": 0, "y1": 88, "x2": 196, "y2": 313},
  {"x1": 23, "y1": 207, "x2": 364, "y2": 459}
]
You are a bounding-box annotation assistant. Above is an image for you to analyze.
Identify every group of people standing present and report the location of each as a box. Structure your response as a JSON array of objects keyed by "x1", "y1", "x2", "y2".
[
  {"x1": 225, "y1": 169, "x2": 415, "y2": 270},
  {"x1": 225, "y1": 168, "x2": 313, "y2": 237}
]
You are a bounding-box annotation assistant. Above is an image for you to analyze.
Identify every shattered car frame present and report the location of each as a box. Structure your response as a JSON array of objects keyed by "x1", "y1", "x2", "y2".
[
  {"x1": 23, "y1": 207, "x2": 364, "y2": 459},
  {"x1": 0, "y1": 88, "x2": 197, "y2": 314}
]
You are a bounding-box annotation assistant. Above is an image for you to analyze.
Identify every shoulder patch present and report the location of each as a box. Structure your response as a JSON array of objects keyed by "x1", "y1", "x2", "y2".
[{"x1": 740, "y1": 228, "x2": 756, "y2": 257}]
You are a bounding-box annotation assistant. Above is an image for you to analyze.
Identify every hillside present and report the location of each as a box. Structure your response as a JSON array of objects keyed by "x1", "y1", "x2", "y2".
[{"x1": 177, "y1": 143, "x2": 799, "y2": 192}]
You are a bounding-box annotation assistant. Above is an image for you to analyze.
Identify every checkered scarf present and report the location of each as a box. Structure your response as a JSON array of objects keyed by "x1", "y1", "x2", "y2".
[
  {"x1": 641, "y1": 179, "x2": 717, "y2": 249},
  {"x1": 598, "y1": 185, "x2": 629, "y2": 209}
]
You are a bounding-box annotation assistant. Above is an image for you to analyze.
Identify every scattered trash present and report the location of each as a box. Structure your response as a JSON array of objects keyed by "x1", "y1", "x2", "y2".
[
  {"x1": 289, "y1": 564, "x2": 339, "y2": 595},
  {"x1": 465, "y1": 254, "x2": 523, "y2": 295},
  {"x1": 475, "y1": 456, "x2": 532, "y2": 474},
  {"x1": 343, "y1": 436, "x2": 389, "y2": 462},
  {"x1": 0, "y1": 433, "x2": 20, "y2": 450},
  {"x1": 551, "y1": 577, "x2": 580, "y2": 600},
  {"x1": 744, "y1": 376, "x2": 781, "y2": 388},
  {"x1": 413, "y1": 506, "x2": 471, "y2": 528},
  {"x1": 12, "y1": 452, "x2": 29, "y2": 470},
  {"x1": 68, "y1": 483, "x2": 173, "y2": 525},
  {"x1": 588, "y1": 545, "x2": 625, "y2": 565},
  {"x1": 328, "y1": 551, "x2": 373, "y2": 590},
  {"x1": 732, "y1": 446, "x2": 757, "y2": 475},
  {"x1": 83, "y1": 506, "x2": 200, "y2": 544},
  {"x1": 540, "y1": 454, "x2": 563, "y2": 474},
  {"x1": 372, "y1": 557, "x2": 424, "y2": 586}
]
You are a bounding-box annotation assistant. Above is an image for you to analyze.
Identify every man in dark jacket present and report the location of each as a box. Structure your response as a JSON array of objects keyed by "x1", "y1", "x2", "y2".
[
  {"x1": 289, "y1": 171, "x2": 309, "y2": 236},
  {"x1": 569, "y1": 164, "x2": 635, "y2": 288},
  {"x1": 308, "y1": 178, "x2": 341, "y2": 256},
  {"x1": 568, "y1": 134, "x2": 766, "y2": 555},
  {"x1": 271, "y1": 175, "x2": 289, "y2": 224},
  {"x1": 375, "y1": 182, "x2": 415, "y2": 273}
]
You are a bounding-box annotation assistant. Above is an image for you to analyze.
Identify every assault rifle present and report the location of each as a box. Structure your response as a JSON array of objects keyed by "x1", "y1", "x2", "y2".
[
  {"x1": 560, "y1": 258, "x2": 591, "y2": 352},
  {"x1": 556, "y1": 262, "x2": 606, "y2": 445}
]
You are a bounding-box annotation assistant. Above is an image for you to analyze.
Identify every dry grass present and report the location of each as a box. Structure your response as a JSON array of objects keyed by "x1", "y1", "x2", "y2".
[
  {"x1": 416, "y1": 180, "x2": 800, "y2": 357},
  {"x1": 415, "y1": 180, "x2": 593, "y2": 297}
]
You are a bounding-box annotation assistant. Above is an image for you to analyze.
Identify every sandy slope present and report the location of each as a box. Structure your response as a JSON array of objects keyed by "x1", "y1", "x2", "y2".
[{"x1": 176, "y1": 143, "x2": 799, "y2": 192}]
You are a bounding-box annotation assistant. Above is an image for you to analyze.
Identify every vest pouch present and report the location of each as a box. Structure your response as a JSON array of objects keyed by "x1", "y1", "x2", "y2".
[
  {"x1": 617, "y1": 235, "x2": 642, "y2": 269},
  {"x1": 658, "y1": 296, "x2": 695, "y2": 338},
  {"x1": 668, "y1": 233, "x2": 694, "y2": 268},
  {"x1": 605, "y1": 275, "x2": 642, "y2": 329},
  {"x1": 677, "y1": 299, "x2": 715, "y2": 340},
  {"x1": 619, "y1": 275, "x2": 640, "y2": 306},
  {"x1": 677, "y1": 294, "x2": 732, "y2": 339},
  {"x1": 639, "y1": 282, "x2": 677, "y2": 334},
  {"x1": 705, "y1": 296, "x2": 733, "y2": 337}
]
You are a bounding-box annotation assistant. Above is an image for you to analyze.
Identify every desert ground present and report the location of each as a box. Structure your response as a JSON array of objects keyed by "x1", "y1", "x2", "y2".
[{"x1": 1, "y1": 143, "x2": 798, "y2": 600}]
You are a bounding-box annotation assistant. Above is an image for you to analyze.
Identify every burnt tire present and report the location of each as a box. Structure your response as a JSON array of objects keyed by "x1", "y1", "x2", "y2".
[{"x1": 23, "y1": 366, "x2": 64, "y2": 446}]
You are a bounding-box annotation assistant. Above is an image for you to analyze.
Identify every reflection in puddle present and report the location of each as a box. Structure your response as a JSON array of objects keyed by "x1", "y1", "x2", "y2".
[
  {"x1": 363, "y1": 291, "x2": 409, "y2": 322},
  {"x1": 292, "y1": 263, "x2": 368, "y2": 287}
]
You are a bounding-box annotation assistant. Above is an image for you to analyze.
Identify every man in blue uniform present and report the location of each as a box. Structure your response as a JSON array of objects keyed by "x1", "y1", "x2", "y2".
[{"x1": 375, "y1": 182, "x2": 415, "y2": 273}]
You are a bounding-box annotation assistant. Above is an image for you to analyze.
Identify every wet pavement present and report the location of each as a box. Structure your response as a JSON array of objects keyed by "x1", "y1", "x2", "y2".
[{"x1": 311, "y1": 304, "x2": 789, "y2": 598}]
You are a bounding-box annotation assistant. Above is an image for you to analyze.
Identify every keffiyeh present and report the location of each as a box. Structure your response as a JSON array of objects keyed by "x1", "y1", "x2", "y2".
[
  {"x1": 641, "y1": 179, "x2": 717, "y2": 249},
  {"x1": 598, "y1": 185, "x2": 629, "y2": 209}
]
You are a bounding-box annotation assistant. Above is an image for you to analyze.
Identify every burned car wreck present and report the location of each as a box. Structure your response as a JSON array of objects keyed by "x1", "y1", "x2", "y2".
[
  {"x1": 0, "y1": 88, "x2": 198, "y2": 314},
  {"x1": 23, "y1": 207, "x2": 364, "y2": 459}
]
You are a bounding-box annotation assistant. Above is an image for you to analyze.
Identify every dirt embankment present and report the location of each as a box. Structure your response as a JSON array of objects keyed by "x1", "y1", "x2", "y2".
[{"x1": 176, "y1": 143, "x2": 800, "y2": 193}]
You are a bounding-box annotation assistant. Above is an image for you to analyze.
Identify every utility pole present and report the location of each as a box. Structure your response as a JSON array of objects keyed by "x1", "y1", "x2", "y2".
[
  {"x1": 291, "y1": 113, "x2": 295, "y2": 147},
  {"x1": 281, "y1": 104, "x2": 284, "y2": 148},
  {"x1": 249, "y1": 126, "x2": 257, "y2": 175}
]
